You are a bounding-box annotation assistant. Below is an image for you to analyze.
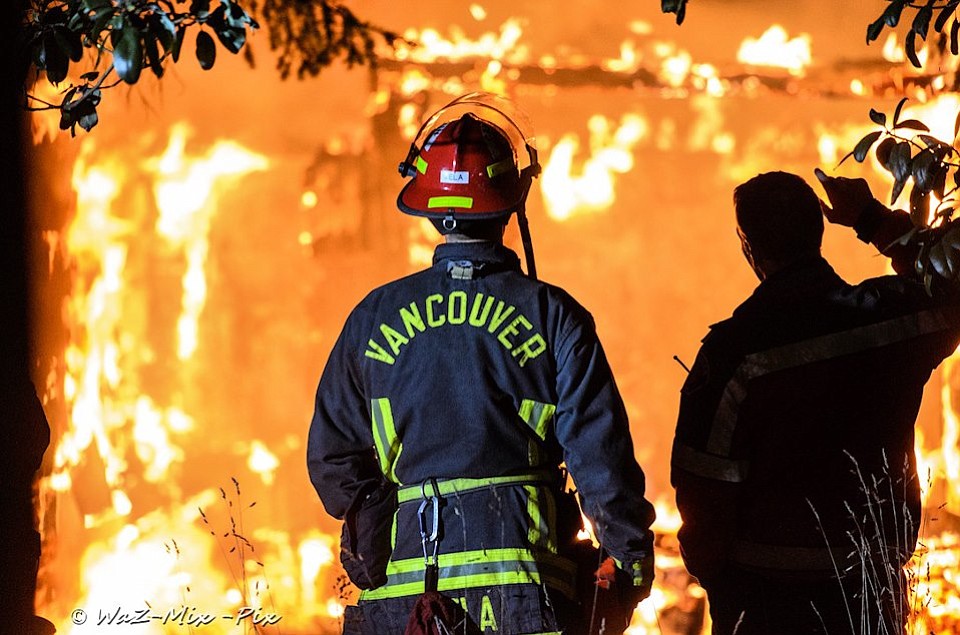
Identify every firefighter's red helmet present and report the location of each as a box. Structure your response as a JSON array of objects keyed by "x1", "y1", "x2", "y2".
[{"x1": 397, "y1": 92, "x2": 540, "y2": 224}]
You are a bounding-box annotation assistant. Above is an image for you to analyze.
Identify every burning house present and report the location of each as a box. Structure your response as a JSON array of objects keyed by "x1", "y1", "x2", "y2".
[{"x1": 20, "y1": 1, "x2": 960, "y2": 633}]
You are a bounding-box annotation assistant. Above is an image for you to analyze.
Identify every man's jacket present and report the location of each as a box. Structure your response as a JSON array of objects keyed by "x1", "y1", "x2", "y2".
[
  {"x1": 672, "y1": 213, "x2": 960, "y2": 588},
  {"x1": 308, "y1": 241, "x2": 655, "y2": 605}
]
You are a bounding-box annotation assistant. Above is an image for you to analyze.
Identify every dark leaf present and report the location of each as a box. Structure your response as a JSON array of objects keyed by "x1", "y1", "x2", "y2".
[
  {"x1": 853, "y1": 130, "x2": 882, "y2": 163},
  {"x1": 837, "y1": 150, "x2": 856, "y2": 167},
  {"x1": 927, "y1": 239, "x2": 953, "y2": 277},
  {"x1": 896, "y1": 226, "x2": 920, "y2": 246},
  {"x1": 907, "y1": 29, "x2": 922, "y2": 68},
  {"x1": 80, "y1": 70, "x2": 100, "y2": 81},
  {"x1": 172, "y1": 26, "x2": 186, "y2": 62},
  {"x1": 90, "y1": 8, "x2": 116, "y2": 41},
  {"x1": 214, "y1": 25, "x2": 245, "y2": 54},
  {"x1": 150, "y1": 11, "x2": 177, "y2": 53},
  {"x1": 955, "y1": 110, "x2": 960, "y2": 139},
  {"x1": 935, "y1": 1, "x2": 959, "y2": 32},
  {"x1": 59, "y1": 109, "x2": 74, "y2": 131},
  {"x1": 934, "y1": 164, "x2": 949, "y2": 199},
  {"x1": 876, "y1": 137, "x2": 896, "y2": 169},
  {"x1": 912, "y1": 149, "x2": 938, "y2": 192},
  {"x1": 891, "y1": 141, "x2": 913, "y2": 183},
  {"x1": 146, "y1": 34, "x2": 163, "y2": 78},
  {"x1": 42, "y1": 33, "x2": 69, "y2": 84},
  {"x1": 892, "y1": 175, "x2": 908, "y2": 205},
  {"x1": 78, "y1": 108, "x2": 99, "y2": 132},
  {"x1": 227, "y1": 2, "x2": 250, "y2": 28},
  {"x1": 206, "y1": 4, "x2": 226, "y2": 29},
  {"x1": 893, "y1": 97, "x2": 908, "y2": 127},
  {"x1": 910, "y1": 183, "x2": 931, "y2": 225},
  {"x1": 195, "y1": 30, "x2": 216, "y2": 70},
  {"x1": 867, "y1": 17, "x2": 886, "y2": 43},
  {"x1": 896, "y1": 119, "x2": 930, "y2": 132},
  {"x1": 82, "y1": 0, "x2": 112, "y2": 10},
  {"x1": 952, "y1": 19, "x2": 960, "y2": 55},
  {"x1": 869, "y1": 108, "x2": 887, "y2": 126},
  {"x1": 54, "y1": 28, "x2": 83, "y2": 62},
  {"x1": 884, "y1": 0, "x2": 907, "y2": 27},
  {"x1": 190, "y1": 0, "x2": 211, "y2": 19},
  {"x1": 113, "y1": 24, "x2": 143, "y2": 84},
  {"x1": 919, "y1": 134, "x2": 945, "y2": 148},
  {"x1": 913, "y1": 2, "x2": 934, "y2": 40}
]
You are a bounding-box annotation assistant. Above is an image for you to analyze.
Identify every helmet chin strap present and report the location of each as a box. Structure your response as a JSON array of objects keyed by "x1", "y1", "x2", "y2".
[
  {"x1": 515, "y1": 176, "x2": 537, "y2": 280},
  {"x1": 516, "y1": 206, "x2": 537, "y2": 280}
]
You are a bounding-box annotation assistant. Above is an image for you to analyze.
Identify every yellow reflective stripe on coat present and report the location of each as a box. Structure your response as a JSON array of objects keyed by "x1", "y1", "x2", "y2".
[
  {"x1": 518, "y1": 399, "x2": 556, "y2": 440},
  {"x1": 371, "y1": 397, "x2": 402, "y2": 483},
  {"x1": 359, "y1": 548, "x2": 577, "y2": 601},
  {"x1": 524, "y1": 485, "x2": 557, "y2": 551},
  {"x1": 396, "y1": 472, "x2": 554, "y2": 504},
  {"x1": 518, "y1": 399, "x2": 556, "y2": 466}
]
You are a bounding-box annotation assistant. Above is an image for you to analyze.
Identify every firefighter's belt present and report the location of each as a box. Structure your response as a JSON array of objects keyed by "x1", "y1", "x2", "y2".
[{"x1": 396, "y1": 473, "x2": 557, "y2": 505}]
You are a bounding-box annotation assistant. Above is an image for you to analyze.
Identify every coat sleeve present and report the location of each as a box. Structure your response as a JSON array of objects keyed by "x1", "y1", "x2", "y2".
[
  {"x1": 306, "y1": 315, "x2": 383, "y2": 520},
  {"x1": 553, "y1": 306, "x2": 656, "y2": 572},
  {"x1": 670, "y1": 341, "x2": 744, "y2": 589}
]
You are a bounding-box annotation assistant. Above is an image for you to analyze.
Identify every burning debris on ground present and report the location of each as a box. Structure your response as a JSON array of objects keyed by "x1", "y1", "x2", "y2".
[{"x1": 18, "y1": 2, "x2": 960, "y2": 633}]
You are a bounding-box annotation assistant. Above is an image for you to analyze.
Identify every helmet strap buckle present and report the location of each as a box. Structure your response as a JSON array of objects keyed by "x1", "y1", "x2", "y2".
[{"x1": 442, "y1": 214, "x2": 457, "y2": 232}]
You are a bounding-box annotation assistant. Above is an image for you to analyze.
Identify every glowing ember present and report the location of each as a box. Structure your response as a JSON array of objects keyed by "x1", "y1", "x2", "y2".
[{"x1": 737, "y1": 25, "x2": 812, "y2": 76}]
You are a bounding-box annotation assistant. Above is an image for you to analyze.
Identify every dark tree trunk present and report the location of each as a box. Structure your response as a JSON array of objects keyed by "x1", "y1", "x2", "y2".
[{"x1": 1, "y1": 2, "x2": 54, "y2": 634}]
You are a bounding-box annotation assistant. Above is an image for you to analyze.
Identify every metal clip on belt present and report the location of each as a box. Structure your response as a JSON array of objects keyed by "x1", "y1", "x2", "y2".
[{"x1": 418, "y1": 477, "x2": 442, "y2": 592}]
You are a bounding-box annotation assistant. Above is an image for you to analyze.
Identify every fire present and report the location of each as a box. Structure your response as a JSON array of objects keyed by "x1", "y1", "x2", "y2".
[
  {"x1": 540, "y1": 113, "x2": 648, "y2": 221},
  {"x1": 152, "y1": 124, "x2": 268, "y2": 360},
  {"x1": 395, "y1": 17, "x2": 528, "y2": 65},
  {"x1": 737, "y1": 25, "x2": 812, "y2": 76}
]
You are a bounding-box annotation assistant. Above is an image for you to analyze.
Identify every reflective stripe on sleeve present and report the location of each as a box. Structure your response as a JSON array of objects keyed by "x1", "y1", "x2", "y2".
[
  {"x1": 707, "y1": 307, "x2": 960, "y2": 456},
  {"x1": 672, "y1": 441, "x2": 750, "y2": 483},
  {"x1": 731, "y1": 540, "x2": 855, "y2": 572},
  {"x1": 371, "y1": 397, "x2": 402, "y2": 483}
]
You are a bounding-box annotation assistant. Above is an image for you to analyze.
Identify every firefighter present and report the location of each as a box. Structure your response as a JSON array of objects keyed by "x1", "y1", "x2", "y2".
[
  {"x1": 307, "y1": 92, "x2": 656, "y2": 635},
  {"x1": 671, "y1": 170, "x2": 960, "y2": 634}
]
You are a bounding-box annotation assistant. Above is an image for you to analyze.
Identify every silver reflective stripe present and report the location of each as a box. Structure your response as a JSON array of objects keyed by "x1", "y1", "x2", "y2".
[
  {"x1": 672, "y1": 441, "x2": 750, "y2": 483},
  {"x1": 732, "y1": 540, "x2": 854, "y2": 571},
  {"x1": 707, "y1": 307, "x2": 960, "y2": 456}
]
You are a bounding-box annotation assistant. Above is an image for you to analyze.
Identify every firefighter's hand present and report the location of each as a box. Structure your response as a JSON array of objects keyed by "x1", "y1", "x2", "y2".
[
  {"x1": 815, "y1": 167, "x2": 875, "y2": 227},
  {"x1": 594, "y1": 555, "x2": 654, "y2": 604}
]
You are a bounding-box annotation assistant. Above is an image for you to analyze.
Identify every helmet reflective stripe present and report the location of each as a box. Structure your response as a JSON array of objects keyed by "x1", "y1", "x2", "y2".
[
  {"x1": 428, "y1": 196, "x2": 473, "y2": 209},
  {"x1": 486, "y1": 158, "x2": 513, "y2": 179}
]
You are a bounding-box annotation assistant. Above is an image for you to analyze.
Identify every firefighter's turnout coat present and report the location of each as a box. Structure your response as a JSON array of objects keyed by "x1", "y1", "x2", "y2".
[
  {"x1": 308, "y1": 242, "x2": 655, "y2": 634},
  {"x1": 672, "y1": 203, "x2": 960, "y2": 631}
]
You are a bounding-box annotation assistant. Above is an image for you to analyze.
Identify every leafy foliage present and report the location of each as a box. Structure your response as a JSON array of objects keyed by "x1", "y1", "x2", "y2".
[
  {"x1": 245, "y1": 0, "x2": 403, "y2": 80},
  {"x1": 842, "y1": 98, "x2": 960, "y2": 290},
  {"x1": 865, "y1": 0, "x2": 960, "y2": 68},
  {"x1": 21, "y1": 0, "x2": 401, "y2": 134}
]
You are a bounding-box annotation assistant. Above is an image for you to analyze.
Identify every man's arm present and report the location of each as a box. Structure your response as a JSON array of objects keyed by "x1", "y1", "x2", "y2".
[
  {"x1": 307, "y1": 323, "x2": 383, "y2": 521},
  {"x1": 670, "y1": 343, "x2": 744, "y2": 589},
  {"x1": 814, "y1": 168, "x2": 916, "y2": 275},
  {"x1": 553, "y1": 308, "x2": 656, "y2": 593}
]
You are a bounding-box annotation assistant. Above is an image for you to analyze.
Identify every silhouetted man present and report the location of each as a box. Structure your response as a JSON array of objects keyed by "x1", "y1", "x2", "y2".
[{"x1": 672, "y1": 170, "x2": 960, "y2": 634}]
